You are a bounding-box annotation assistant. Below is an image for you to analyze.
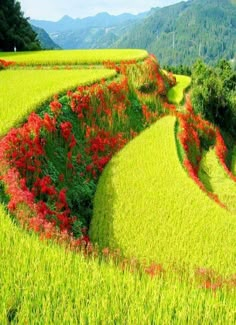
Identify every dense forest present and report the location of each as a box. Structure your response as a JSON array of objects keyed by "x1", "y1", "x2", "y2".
[
  {"x1": 0, "y1": 0, "x2": 41, "y2": 51},
  {"x1": 114, "y1": 0, "x2": 236, "y2": 66}
]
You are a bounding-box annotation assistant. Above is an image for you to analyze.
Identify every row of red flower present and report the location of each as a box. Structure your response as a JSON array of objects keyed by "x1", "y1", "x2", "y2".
[
  {"x1": 0, "y1": 55, "x2": 174, "y2": 247},
  {"x1": 176, "y1": 96, "x2": 235, "y2": 208}
]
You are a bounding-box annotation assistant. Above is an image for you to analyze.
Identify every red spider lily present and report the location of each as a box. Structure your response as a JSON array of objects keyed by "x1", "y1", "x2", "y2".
[
  {"x1": 69, "y1": 135, "x2": 77, "y2": 149},
  {"x1": 103, "y1": 60, "x2": 121, "y2": 73},
  {"x1": 145, "y1": 263, "x2": 164, "y2": 278},
  {"x1": 43, "y1": 114, "x2": 56, "y2": 133},
  {"x1": 0, "y1": 59, "x2": 15, "y2": 68},
  {"x1": 35, "y1": 176, "x2": 57, "y2": 197},
  {"x1": 60, "y1": 121, "x2": 72, "y2": 140},
  {"x1": 0, "y1": 54, "x2": 177, "y2": 251},
  {"x1": 215, "y1": 129, "x2": 236, "y2": 182},
  {"x1": 58, "y1": 188, "x2": 67, "y2": 207},
  {"x1": 142, "y1": 105, "x2": 152, "y2": 123},
  {"x1": 50, "y1": 96, "x2": 62, "y2": 115}
]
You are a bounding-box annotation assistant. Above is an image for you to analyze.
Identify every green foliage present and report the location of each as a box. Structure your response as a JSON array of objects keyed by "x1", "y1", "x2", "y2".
[
  {"x1": 191, "y1": 59, "x2": 236, "y2": 136},
  {"x1": 163, "y1": 65, "x2": 192, "y2": 76},
  {"x1": 0, "y1": 0, "x2": 41, "y2": 51}
]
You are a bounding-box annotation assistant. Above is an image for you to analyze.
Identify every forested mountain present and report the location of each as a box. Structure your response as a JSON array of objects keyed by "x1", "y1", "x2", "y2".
[
  {"x1": 0, "y1": 0, "x2": 41, "y2": 51},
  {"x1": 30, "y1": 12, "x2": 148, "y2": 33},
  {"x1": 31, "y1": 26, "x2": 61, "y2": 49},
  {"x1": 30, "y1": 12, "x2": 149, "y2": 50},
  {"x1": 50, "y1": 21, "x2": 136, "y2": 50},
  {"x1": 114, "y1": 0, "x2": 236, "y2": 65}
]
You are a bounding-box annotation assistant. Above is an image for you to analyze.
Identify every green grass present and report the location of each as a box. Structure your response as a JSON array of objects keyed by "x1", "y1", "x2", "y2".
[
  {"x1": 167, "y1": 74, "x2": 191, "y2": 104},
  {"x1": 90, "y1": 116, "x2": 236, "y2": 276},
  {"x1": 0, "y1": 69, "x2": 116, "y2": 135},
  {"x1": 199, "y1": 149, "x2": 236, "y2": 212},
  {"x1": 0, "y1": 49, "x2": 148, "y2": 66}
]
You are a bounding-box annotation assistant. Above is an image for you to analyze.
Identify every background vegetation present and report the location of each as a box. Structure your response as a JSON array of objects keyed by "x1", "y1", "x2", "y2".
[
  {"x1": 191, "y1": 59, "x2": 236, "y2": 137},
  {"x1": 0, "y1": 0, "x2": 41, "y2": 51}
]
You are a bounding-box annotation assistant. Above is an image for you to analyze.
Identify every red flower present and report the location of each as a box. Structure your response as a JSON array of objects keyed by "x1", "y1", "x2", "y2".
[
  {"x1": 50, "y1": 98, "x2": 62, "y2": 114},
  {"x1": 60, "y1": 121, "x2": 72, "y2": 140},
  {"x1": 43, "y1": 114, "x2": 56, "y2": 133}
]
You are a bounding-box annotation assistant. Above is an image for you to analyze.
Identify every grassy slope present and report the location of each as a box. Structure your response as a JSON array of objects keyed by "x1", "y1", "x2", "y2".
[
  {"x1": 0, "y1": 69, "x2": 116, "y2": 135},
  {"x1": 199, "y1": 149, "x2": 236, "y2": 213},
  {"x1": 167, "y1": 74, "x2": 191, "y2": 104},
  {"x1": 90, "y1": 116, "x2": 236, "y2": 275},
  {"x1": 0, "y1": 49, "x2": 148, "y2": 65}
]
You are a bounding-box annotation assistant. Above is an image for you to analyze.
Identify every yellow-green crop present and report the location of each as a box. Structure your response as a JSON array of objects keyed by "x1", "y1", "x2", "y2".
[
  {"x1": 0, "y1": 69, "x2": 116, "y2": 135},
  {"x1": 199, "y1": 149, "x2": 236, "y2": 212},
  {"x1": 2, "y1": 50, "x2": 236, "y2": 323},
  {"x1": 167, "y1": 74, "x2": 191, "y2": 104},
  {"x1": 90, "y1": 116, "x2": 236, "y2": 276},
  {"x1": 0, "y1": 49, "x2": 148, "y2": 66},
  {"x1": 1, "y1": 206, "x2": 236, "y2": 324}
]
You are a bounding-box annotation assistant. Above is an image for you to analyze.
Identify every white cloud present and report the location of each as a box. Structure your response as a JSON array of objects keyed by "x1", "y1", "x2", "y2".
[{"x1": 19, "y1": 0, "x2": 187, "y2": 21}]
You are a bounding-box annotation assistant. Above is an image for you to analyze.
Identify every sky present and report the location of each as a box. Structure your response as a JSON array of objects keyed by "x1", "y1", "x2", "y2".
[{"x1": 19, "y1": 0, "x2": 187, "y2": 21}]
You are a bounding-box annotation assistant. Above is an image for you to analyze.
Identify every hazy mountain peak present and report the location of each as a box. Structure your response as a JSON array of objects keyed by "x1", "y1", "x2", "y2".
[{"x1": 59, "y1": 15, "x2": 75, "y2": 22}]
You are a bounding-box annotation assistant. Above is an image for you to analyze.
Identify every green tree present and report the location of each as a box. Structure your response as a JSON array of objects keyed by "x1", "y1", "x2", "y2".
[
  {"x1": 191, "y1": 59, "x2": 236, "y2": 136},
  {"x1": 0, "y1": 0, "x2": 41, "y2": 51}
]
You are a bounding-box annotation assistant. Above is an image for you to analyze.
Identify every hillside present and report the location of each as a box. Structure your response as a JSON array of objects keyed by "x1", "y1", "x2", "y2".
[
  {"x1": 31, "y1": 25, "x2": 61, "y2": 50},
  {"x1": 50, "y1": 22, "x2": 132, "y2": 50},
  {"x1": 30, "y1": 12, "x2": 148, "y2": 49},
  {"x1": 113, "y1": 0, "x2": 236, "y2": 65}
]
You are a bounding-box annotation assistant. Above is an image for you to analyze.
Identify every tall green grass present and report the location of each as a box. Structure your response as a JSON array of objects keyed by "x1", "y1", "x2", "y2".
[
  {"x1": 0, "y1": 49, "x2": 148, "y2": 65},
  {"x1": 0, "y1": 69, "x2": 116, "y2": 135},
  {"x1": 91, "y1": 116, "x2": 236, "y2": 276}
]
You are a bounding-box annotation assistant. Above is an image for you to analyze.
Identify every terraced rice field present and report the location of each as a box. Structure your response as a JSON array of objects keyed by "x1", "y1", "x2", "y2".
[
  {"x1": 91, "y1": 117, "x2": 236, "y2": 275},
  {"x1": 167, "y1": 74, "x2": 191, "y2": 104},
  {"x1": 199, "y1": 149, "x2": 236, "y2": 212},
  {"x1": 1, "y1": 49, "x2": 236, "y2": 323},
  {"x1": 0, "y1": 49, "x2": 148, "y2": 65},
  {"x1": 0, "y1": 69, "x2": 116, "y2": 135}
]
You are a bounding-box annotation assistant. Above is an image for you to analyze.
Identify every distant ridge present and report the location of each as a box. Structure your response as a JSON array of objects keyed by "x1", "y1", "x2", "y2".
[
  {"x1": 30, "y1": 11, "x2": 148, "y2": 33},
  {"x1": 30, "y1": 11, "x2": 149, "y2": 50}
]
